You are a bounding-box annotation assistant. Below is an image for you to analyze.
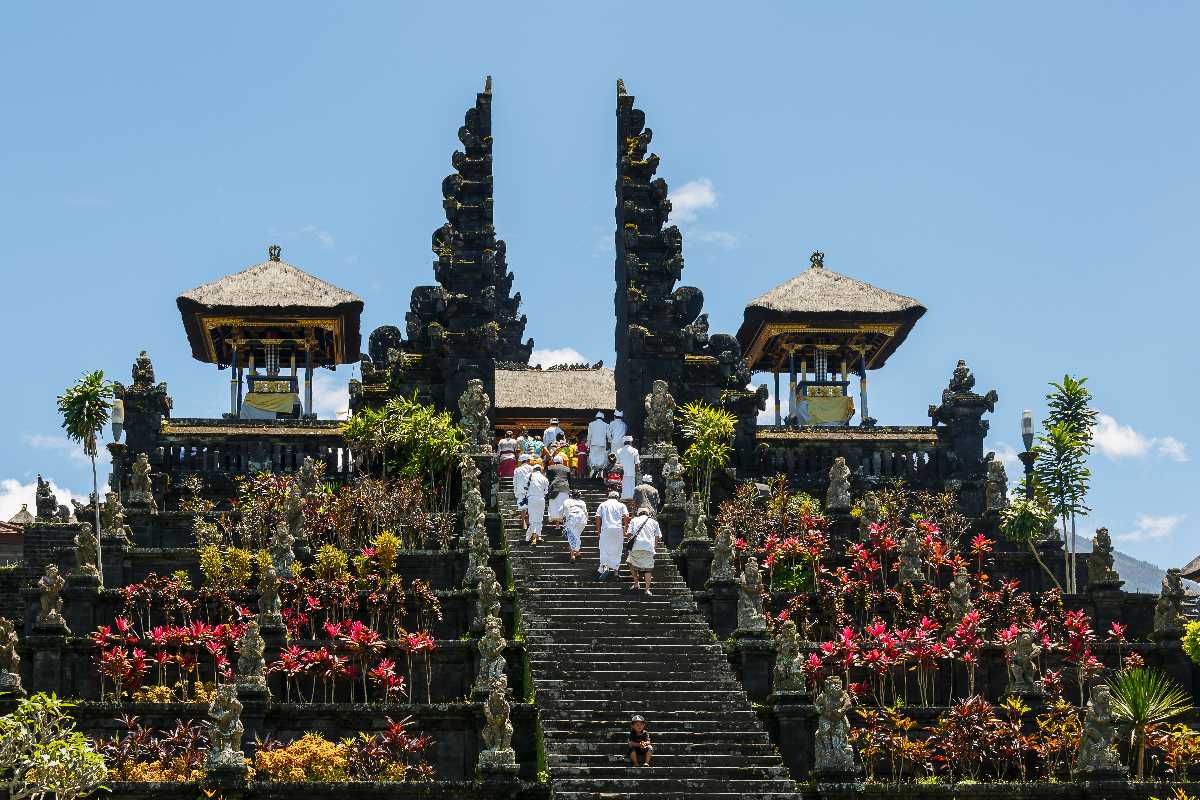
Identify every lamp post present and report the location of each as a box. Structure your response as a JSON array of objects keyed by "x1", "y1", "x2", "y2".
[
  {"x1": 1017, "y1": 409, "x2": 1036, "y2": 499},
  {"x1": 110, "y1": 399, "x2": 125, "y2": 443}
]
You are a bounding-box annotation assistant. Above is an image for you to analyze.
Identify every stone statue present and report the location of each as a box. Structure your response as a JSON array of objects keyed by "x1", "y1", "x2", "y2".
[
  {"x1": 100, "y1": 489, "x2": 129, "y2": 539},
  {"x1": 235, "y1": 619, "x2": 267, "y2": 693},
  {"x1": 476, "y1": 565, "x2": 502, "y2": 624},
  {"x1": 985, "y1": 457, "x2": 1008, "y2": 513},
  {"x1": 1154, "y1": 568, "x2": 1186, "y2": 637},
  {"x1": 1005, "y1": 630, "x2": 1042, "y2": 694},
  {"x1": 860, "y1": 491, "x2": 881, "y2": 524},
  {"x1": 465, "y1": 496, "x2": 490, "y2": 585},
  {"x1": 896, "y1": 527, "x2": 925, "y2": 586},
  {"x1": 826, "y1": 457, "x2": 851, "y2": 512},
  {"x1": 474, "y1": 614, "x2": 507, "y2": 696},
  {"x1": 478, "y1": 673, "x2": 516, "y2": 770},
  {"x1": 661, "y1": 451, "x2": 686, "y2": 506},
  {"x1": 948, "y1": 566, "x2": 973, "y2": 623},
  {"x1": 73, "y1": 522, "x2": 101, "y2": 583},
  {"x1": 129, "y1": 453, "x2": 157, "y2": 513},
  {"x1": 458, "y1": 378, "x2": 493, "y2": 454},
  {"x1": 0, "y1": 616, "x2": 21, "y2": 692},
  {"x1": 773, "y1": 619, "x2": 804, "y2": 693},
  {"x1": 297, "y1": 455, "x2": 321, "y2": 499},
  {"x1": 736, "y1": 557, "x2": 768, "y2": 632},
  {"x1": 683, "y1": 491, "x2": 708, "y2": 542},
  {"x1": 814, "y1": 676, "x2": 858, "y2": 775},
  {"x1": 206, "y1": 684, "x2": 246, "y2": 771},
  {"x1": 284, "y1": 483, "x2": 304, "y2": 545},
  {"x1": 132, "y1": 350, "x2": 156, "y2": 389},
  {"x1": 257, "y1": 566, "x2": 282, "y2": 628},
  {"x1": 70, "y1": 497, "x2": 95, "y2": 524},
  {"x1": 711, "y1": 525, "x2": 736, "y2": 581},
  {"x1": 268, "y1": 520, "x2": 295, "y2": 578},
  {"x1": 1087, "y1": 527, "x2": 1121, "y2": 587},
  {"x1": 36, "y1": 565, "x2": 67, "y2": 630},
  {"x1": 1077, "y1": 683, "x2": 1126, "y2": 776},
  {"x1": 35, "y1": 474, "x2": 57, "y2": 520},
  {"x1": 948, "y1": 359, "x2": 975, "y2": 393},
  {"x1": 643, "y1": 379, "x2": 676, "y2": 455}
]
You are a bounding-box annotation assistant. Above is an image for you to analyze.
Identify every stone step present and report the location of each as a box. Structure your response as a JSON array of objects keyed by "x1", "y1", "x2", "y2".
[
  {"x1": 547, "y1": 753, "x2": 784, "y2": 768},
  {"x1": 552, "y1": 764, "x2": 791, "y2": 779}
]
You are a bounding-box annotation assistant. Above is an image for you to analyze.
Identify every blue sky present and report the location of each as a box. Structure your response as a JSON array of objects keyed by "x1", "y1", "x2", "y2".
[{"x1": 2, "y1": 3, "x2": 1197, "y2": 570}]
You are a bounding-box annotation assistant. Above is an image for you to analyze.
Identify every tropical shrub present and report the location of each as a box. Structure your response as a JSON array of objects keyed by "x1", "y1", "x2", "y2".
[{"x1": 0, "y1": 693, "x2": 106, "y2": 800}]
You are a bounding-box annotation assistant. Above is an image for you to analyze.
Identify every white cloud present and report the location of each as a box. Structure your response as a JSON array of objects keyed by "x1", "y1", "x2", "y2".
[
  {"x1": 22, "y1": 433, "x2": 91, "y2": 464},
  {"x1": 1092, "y1": 413, "x2": 1188, "y2": 462},
  {"x1": 694, "y1": 230, "x2": 739, "y2": 249},
  {"x1": 991, "y1": 442, "x2": 1024, "y2": 482},
  {"x1": 530, "y1": 348, "x2": 588, "y2": 368},
  {"x1": 311, "y1": 372, "x2": 350, "y2": 421},
  {"x1": 669, "y1": 178, "x2": 717, "y2": 224},
  {"x1": 0, "y1": 477, "x2": 88, "y2": 522},
  {"x1": 1156, "y1": 436, "x2": 1189, "y2": 463},
  {"x1": 298, "y1": 225, "x2": 335, "y2": 249},
  {"x1": 1115, "y1": 513, "x2": 1185, "y2": 544}
]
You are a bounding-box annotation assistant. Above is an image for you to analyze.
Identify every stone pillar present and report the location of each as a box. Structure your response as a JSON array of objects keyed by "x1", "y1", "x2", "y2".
[
  {"x1": 659, "y1": 506, "x2": 684, "y2": 549},
  {"x1": 706, "y1": 579, "x2": 739, "y2": 640},
  {"x1": 26, "y1": 632, "x2": 66, "y2": 694},
  {"x1": 770, "y1": 691, "x2": 815, "y2": 781},
  {"x1": 680, "y1": 538, "x2": 713, "y2": 590},
  {"x1": 732, "y1": 630, "x2": 773, "y2": 703}
]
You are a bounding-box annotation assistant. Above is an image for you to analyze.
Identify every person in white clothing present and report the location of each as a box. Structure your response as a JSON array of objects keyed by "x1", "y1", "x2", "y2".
[
  {"x1": 586, "y1": 411, "x2": 610, "y2": 478},
  {"x1": 625, "y1": 508, "x2": 662, "y2": 595},
  {"x1": 542, "y1": 418, "x2": 564, "y2": 448},
  {"x1": 615, "y1": 436, "x2": 640, "y2": 500},
  {"x1": 561, "y1": 490, "x2": 589, "y2": 561},
  {"x1": 594, "y1": 490, "x2": 630, "y2": 580},
  {"x1": 512, "y1": 453, "x2": 533, "y2": 530},
  {"x1": 607, "y1": 410, "x2": 627, "y2": 453},
  {"x1": 525, "y1": 464, "x2": 550, "y2": 545}
]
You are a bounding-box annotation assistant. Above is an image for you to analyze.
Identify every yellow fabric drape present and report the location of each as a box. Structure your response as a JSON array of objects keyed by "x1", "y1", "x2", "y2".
[
  {"x1": 243, "y1": 392, "x2": 298, "y2": 413},
  {"x1": 799, "y1": 396, "x2": 855, "y2": 426}
]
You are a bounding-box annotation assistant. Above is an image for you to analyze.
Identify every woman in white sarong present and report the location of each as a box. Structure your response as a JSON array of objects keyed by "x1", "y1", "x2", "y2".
[
  {"x1": 561, "y1": 490, "x2": 589, "y2": 561},
  {"x1": 615, "y1": 436, "x2": 640, "y2": 500},
  {"x1": 525, "y1": 464, "x2": 549, "y2": 545},
  {"x1": 625, "y1": 508, "x2": 662, "y2": 595},
  {"x1": 594, "y1": 490, "x2": 630, "y2": 580}
]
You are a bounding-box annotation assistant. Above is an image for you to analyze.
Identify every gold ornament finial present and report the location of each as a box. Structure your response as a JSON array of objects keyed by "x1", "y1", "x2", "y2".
[
  {"x1": 617, "y1": 78, "x2": 627, "y2": 96},
  {"x1": 268, "y1": 244, "x2": 281, "y2": 262},
  {"x1": 810, "y1": 251, "x2": 824, "y2": 269}
]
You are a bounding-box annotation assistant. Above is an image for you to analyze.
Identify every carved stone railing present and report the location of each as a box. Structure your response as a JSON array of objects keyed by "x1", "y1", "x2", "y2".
[{"x1": 754, "y1": 425, "x2": 953, "y2": 491}]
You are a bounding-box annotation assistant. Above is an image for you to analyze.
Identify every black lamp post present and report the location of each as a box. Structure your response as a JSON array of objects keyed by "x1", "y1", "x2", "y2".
[{"x1": 1017, "y1": 409, "x2": 1036, "y2": 499}]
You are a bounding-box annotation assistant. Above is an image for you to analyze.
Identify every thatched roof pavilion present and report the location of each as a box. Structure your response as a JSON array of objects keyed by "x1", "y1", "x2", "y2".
[
  {"x1": 736, "y1": 251, "x2": 925, "y2": 426},
  {"x1": 493, "y1": 366, "x2": 616, "y2": 435}
]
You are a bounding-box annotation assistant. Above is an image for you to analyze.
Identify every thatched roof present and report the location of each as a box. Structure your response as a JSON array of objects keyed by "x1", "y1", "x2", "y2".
[
  {"x1": 6, "y1": 504, "x2": 33, "y2": 525},
  {"x1": 746, "y1": 262, "x2": 924, "y2": 317},
  {"x1": 1181, "y1": 553, "x2": 1200, "y2": 583},
  {"x1": 494, "y1": 367, "x2": 616, "y2": 412},
  {"x1": 177, "y1": 249, "x2": 363, "y2": 365}
]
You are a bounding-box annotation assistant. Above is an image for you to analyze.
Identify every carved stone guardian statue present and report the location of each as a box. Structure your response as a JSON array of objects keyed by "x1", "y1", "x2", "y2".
[
  {"x1": 73, "y1": 522, "x2": 101, "y2": 585},
  {"x1": 948, "y1": 566, "x2": 973, "y2": 623},
  {"x1": 643, "y1": 379, "x2": 676, "y2": 456},
  {"x1": 474, "y1": 614, "x2": 507, "y2": 696},
  {"x1": 458, "y1": 378, "x2": 493, "y2": 454},
  {"x1": 1004, "y1": 630, "x2": 1043, "y2": 695},
  {"x1": 475, "y1": 565, "x2": 503, "y2": 626},
  {"x1": 683, "y1": 491, "x2": 708, "y2": 542},
  {"x1": 814, "y1": 676, "x2": 859, "y2": 776},
  {"x1": 826, "y1": 457, "x2": 851, "y2": 512},
  {"x1": 257, "y1": 566, "x2": 283, "y2": 629},
  {"x1": 100, "y1": 489, "x2": 131, "y2": 543},
  {"x1": 235, "y1": 619, "x2": 268, "y2": 695},
  {"x1": 1087, "y1": 527, "x2": 1122, "y2": 589},
  {"x1": 0, "y1": 616, "x2": 21, "y2": 692},
  {"x1": 773, "y1": 619, "x2": 804, "y2": 694},
  {"x1": 711, "y1": 525, "x2": 736, "y2": 581},
  {"x1": 1154, "y1": 568, "x2": 1186, "y2": 638},
  {"x1": 478, "y1": 673, "x2": 516, "y2": 771},
  {"x1": 35, "y1": 474, "x2": 58, "y2": 521},
  {"x1": 36, "y1": 565, "x2": 68, "y2": 631},
  {"x1": 736, "y1": 557, "x2": 768, "y2": 633},
  {"x1": 206, "y1": 684, "x2": 246, "y2": 773},
  {"x1": 1076, "y1": 684, "x2": 1126, "y2": 777},
  {"x1": 661, "y1": 451, "x2": 686, "y2": 507},
  {"x1": 985, "y1": 457, "x2": 1008, "y2": 513},
  {"x1": 269, "y1": 520, "x2": 295, "y2": 578},
  {"x1": 896, "y1": 527, "x2": 925, "y2": 586},
  {"x1": 128, "y1": 453, "x2": 158, "y2": 513}
]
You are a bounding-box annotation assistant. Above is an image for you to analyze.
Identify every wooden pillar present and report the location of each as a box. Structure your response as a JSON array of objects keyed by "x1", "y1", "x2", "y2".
[
  {"x1": 229, "y1": 345, "x2": 239, "y2": 416},
  {"x1": 787, "y1": 349, "x2": 797, "y2": 425},
  {"x1": 773, "y1": 371, "x2": 781, "y2": 426},
  {"x1": 304, "y1": 346, "x2": 314, "y2": 417},
  {"x1": 860, "y1": 372, "x2": 869, "y2": 425}
]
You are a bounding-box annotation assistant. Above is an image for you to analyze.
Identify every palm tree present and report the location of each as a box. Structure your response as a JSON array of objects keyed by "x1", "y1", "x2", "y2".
[
  {"x1": 57, "y1": 370, "x2": 114, "y2": 577},
  {"x1": 1109, "y1": 667, "x2": 1192, "y2": 779},
  {"x1": 678, "y1": 401, "x2": 736, "y2": 511},
  {"x1": 1034, "y1": 421, "x2": 1089, "y2": 592},
  {"x1": 1043, "y1": 375, "x2": 1097, "y2": 592}
]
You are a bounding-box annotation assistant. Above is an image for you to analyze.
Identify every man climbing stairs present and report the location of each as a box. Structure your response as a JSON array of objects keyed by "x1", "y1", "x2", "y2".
[{"x1": 500, "y1": 478, "x2": 801, "y2": 799}]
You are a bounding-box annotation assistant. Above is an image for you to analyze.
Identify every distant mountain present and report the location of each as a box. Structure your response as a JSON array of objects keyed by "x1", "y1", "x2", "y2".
[{"x1": 1075, "y1": 536, "x2": 1166, "y2": 594}]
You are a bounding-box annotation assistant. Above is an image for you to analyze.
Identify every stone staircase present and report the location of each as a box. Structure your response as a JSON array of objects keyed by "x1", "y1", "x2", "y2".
[{"x1": 500, "y1": 477, "x2": 799, "y2": 800}]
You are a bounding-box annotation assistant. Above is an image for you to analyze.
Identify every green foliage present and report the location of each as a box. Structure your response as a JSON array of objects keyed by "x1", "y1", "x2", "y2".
[
  {"x1": 999, "y1": 493, "x2": 1061, "y2": 591},
  {"x1": 0, "y1": 693, "x2": 106, "y2": 800},
  {"x1": 1183, "y1": 621, "x2": 1200, "y2": 667},
  {"x1": 314, "y1": 543, "x2": 349, "y2": 581},
  {"x1": 56, "y1": 371, "x2": 113, "y2": 460},
  {"x1": 1110, "y1": 668, "x2": 1192, "y2": 778},
  {"x1": 1045, "y1": 375, "x2": 1097, "y2": 453},
  {"x1": 678, "y1": 400, "x2": 736, "y2": 508}
]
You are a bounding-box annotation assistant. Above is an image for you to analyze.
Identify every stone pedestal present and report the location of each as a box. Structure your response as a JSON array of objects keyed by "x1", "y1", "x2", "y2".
[
  {"x1": 706, "y1": 579, "x2": 738, "y2": 639},
  {"x1": 826, "y1": 511, "x2": 856, "y2": 543},
  {"x1": 1087, "y1": 585, "x2": 1126, "y2": 635},
  {"x1": 27, "y1": 631, "x2": 67, "y2": 693},
  {"x1": 770, "y1": 693, "x2": 815, "y2": 781},
  {"x1": 478, "y1": 760, "x2": 519, "y2": 783},
  {"x1": 680, "y1": 538, "x2": 713, "y2": 590},
  {"x1": 659, "y1": 505, "x2": 684, "y2": 548},
  {"x1": 732, "y1": 629, "x2": 773, "y2": 703},
  {"x1": 204, "y1": 763, "x2": 248, "y2": 797},
  {"x1": 100, "y1": 534, "x2": 132, "y2": 587},
  {"x1": 62, "y1": 584, "x2": 103, "y2": 636}
]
